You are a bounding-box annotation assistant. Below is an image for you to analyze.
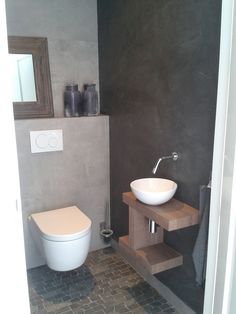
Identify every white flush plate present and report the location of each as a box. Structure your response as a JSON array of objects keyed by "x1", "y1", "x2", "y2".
[{"x1": 30, "y1": 130, "x2": 63, "y2": 153}]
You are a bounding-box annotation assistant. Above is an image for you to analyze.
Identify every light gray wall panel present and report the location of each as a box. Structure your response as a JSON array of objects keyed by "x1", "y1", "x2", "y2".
[
  {"x1": 15, "y1": 116, "x2": 110, "y2": 269},
  {"x1": 6, "y1": 0, "x2": 105, "y2": 270},
  {"x1": 6, "y1": 0, "x2": 99, "y2": 117}
]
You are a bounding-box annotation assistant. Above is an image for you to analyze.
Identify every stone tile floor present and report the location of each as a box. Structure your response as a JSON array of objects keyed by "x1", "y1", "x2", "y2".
[{"x1": 28, "y1": 247, "x2": 177, "y2": 314}]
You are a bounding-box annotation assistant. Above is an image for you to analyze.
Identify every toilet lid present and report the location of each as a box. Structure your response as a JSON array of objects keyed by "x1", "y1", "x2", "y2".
[{"x1": 31, "y1": 206, "x2": 91, "y2": 241}]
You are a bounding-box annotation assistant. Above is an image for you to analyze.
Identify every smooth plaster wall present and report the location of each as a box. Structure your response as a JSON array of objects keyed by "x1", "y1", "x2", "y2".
[
  {"x1": 6, "y1": 0, "x2": 99, "y2": 117},
  {"x1": 98, "y1": 0, "x2": 221, "y2": 313},
  {"x1": 6, "y1": 0, "x2": 109, "y2": 269},
  {"x1": 15, "y1": 116, "x2": 109, "y2": 269}
]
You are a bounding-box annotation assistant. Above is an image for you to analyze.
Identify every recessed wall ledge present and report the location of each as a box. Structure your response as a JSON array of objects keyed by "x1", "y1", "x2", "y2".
[{"x1": 14, "y1": 114, "x2": 109, "y2": 122}]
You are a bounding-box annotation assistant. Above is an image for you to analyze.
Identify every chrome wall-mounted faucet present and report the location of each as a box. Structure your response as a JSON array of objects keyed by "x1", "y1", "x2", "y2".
[{"x1": 152, "y1": 152, "x2": 179, "y2": 174}]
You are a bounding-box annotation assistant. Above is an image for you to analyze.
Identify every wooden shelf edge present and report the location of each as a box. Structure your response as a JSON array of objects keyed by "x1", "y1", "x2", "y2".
[
  {"x1": 119, "y1": 235, "x2": 183, "y2": 274},
  {"x1": 136, "y1": 243, "x2": 183, "y2": 274},
  {"x1": 123, "y1": 192, "x2": 199, "y2": 231}
]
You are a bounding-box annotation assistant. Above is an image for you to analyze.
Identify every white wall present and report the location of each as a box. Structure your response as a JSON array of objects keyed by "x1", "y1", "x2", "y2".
[
  {"x1": 0, "y1": 0, "x2": 30, "y2": 311},
  {"x1": 204, "y1": 0, "x2": 236, "y2": 312}
]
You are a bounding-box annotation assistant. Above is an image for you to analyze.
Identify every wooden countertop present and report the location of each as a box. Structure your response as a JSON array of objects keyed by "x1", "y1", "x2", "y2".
[{"x1": 123, "y1": 192, "x2": 199, "y2": 231}]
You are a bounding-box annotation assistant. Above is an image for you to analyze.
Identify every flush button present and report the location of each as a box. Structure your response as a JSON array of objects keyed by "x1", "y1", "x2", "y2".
[
  {"x1": 35, "y1": 134, "x2": 48, "y2": 149},
  {"x1": 30, "y1": 130, "x2": 63, "y2": 153},
  {"x1": 48, "y1": 137, "x2": 58, "y2": 148}
]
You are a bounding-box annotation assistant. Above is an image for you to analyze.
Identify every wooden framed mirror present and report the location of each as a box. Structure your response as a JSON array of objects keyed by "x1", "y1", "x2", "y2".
[{"x1": 8, "y1": 36, "x2": 54, "y2": 119}]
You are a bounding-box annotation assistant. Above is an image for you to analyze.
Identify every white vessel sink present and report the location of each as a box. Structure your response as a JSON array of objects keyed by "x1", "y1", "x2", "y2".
[{"x1": 130, "y1": 178, "x2": 177, "y2": 206}]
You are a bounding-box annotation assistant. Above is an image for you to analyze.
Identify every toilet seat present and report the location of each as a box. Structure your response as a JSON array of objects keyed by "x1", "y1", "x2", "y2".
[{"x1": 31, "y1": 206, "x2": 91, "y2": 242}]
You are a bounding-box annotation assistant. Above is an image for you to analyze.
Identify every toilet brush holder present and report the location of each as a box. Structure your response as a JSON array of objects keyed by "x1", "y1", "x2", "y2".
[{"x1": 100, "y1": 228, "x2": 113, "y2": 243}]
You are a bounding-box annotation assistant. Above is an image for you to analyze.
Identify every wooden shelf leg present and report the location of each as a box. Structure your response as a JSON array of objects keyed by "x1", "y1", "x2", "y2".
[{"x1": 129, "y1": 206, "x2": 163, "y2": 250}]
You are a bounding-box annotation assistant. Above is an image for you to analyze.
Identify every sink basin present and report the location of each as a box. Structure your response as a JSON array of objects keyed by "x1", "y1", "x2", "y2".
[{"x1": 130, "y1": 178, "x2": 177, "y2": 206}]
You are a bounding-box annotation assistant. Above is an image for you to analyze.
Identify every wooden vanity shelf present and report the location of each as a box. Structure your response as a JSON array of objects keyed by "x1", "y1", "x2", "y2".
[{"x1": 119, "y1": 192, "x2": 199, "y2": 274}]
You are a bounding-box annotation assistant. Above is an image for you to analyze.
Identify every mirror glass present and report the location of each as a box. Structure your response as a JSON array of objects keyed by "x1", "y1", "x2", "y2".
[{"x1": 9, "y1": 54, "x2": 36, "y2": 102}]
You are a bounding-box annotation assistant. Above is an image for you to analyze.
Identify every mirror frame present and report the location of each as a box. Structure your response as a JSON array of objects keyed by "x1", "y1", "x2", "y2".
[{"x1": 8, "y1": 36, "x2": 54, "y2": 119}]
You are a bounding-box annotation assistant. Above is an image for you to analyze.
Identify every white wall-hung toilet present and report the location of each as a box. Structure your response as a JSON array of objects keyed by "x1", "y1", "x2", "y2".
[{"x1": 30, "y1": 206, "x2": 92, "y2": 271}]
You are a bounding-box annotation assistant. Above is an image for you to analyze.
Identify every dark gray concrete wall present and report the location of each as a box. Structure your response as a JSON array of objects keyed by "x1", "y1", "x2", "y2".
[{"x1": 98, "y1": 0, "x2": 221, "y2": 312}]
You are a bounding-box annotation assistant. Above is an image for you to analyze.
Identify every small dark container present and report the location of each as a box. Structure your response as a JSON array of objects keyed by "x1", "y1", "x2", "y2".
[
  {"x1": 64, "y1": 84, "x2": 82, "y2": 117},
  {"x1": 100, "y1": 228, "x2": 113, "y2": 243},
  {"x1": 82, "y1": 84, "x2": 99, "y2": 116}
]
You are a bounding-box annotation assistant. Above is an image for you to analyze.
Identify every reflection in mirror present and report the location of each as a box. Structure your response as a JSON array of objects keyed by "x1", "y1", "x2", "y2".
[
  {"x1": 9, "y1": 54, "x2": 36, "y2": 102},
  {"x1": 8, "y1": 36, "x2": 54, "y2": 119}
]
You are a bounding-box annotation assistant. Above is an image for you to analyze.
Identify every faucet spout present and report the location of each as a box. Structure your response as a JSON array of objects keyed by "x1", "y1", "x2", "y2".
[
  {"x1": 152, "y1": 152, "x2": 179, "y2": 174},
  {"x1": 152, "y1": 158, "x2": 162, "y2": 174}
]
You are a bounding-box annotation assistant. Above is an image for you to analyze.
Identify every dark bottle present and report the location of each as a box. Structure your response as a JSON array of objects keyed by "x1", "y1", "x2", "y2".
[
  {"x1": 64, "y1": 84, "x2": 82, "y2": 117},
  {"x1": 82, "y1": 84, "x2": 99, "y2": 116}
]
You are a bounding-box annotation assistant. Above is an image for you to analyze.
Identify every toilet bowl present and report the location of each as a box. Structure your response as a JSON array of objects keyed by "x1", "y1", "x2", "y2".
[{"x1": 30, "y1": 206, "x2": 91, "y2": 271}]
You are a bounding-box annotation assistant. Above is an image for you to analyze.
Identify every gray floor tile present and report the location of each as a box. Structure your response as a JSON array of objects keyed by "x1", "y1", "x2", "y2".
[{"x1": 28, "y1": 247, "x2": 177, "y2": 314}]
